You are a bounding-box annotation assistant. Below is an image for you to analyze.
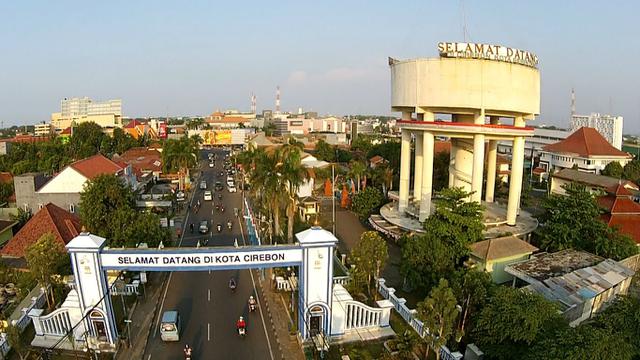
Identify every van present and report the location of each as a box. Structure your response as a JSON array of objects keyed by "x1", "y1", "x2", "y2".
[{"x1": 160, "y1": 311, "x2": 180, "y2": 341}]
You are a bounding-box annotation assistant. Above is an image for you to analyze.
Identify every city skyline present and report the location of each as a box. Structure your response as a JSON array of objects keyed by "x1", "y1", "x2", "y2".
[{"x1": 2, "y1": 1, "x2": 639, "y2": 132}]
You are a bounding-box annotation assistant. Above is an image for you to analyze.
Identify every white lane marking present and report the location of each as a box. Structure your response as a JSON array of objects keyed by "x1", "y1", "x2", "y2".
[
  {"x1": 153, "y1": 184, "x2": 197, "y2": 338},
  {"x1": 239, "y1": 218, "x2": 275, "y2": 360},
  {"x1": 208, "y1": 289, "x2": 211, "y2": 302},
  {"x1": 147, "y1": 355, "x2": 152, "y2": 360},
  {"x1": 208, "y1": 322, "x2": 211, "y2": 341}
]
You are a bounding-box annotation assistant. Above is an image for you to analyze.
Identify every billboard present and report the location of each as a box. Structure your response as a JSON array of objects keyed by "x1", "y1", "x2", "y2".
[
  {"x1": 202, "y1": 130, "x2": 231, "y2": 145},
  {"x1": 158, "y1": 122, "x2": 168, "y2": 139}
]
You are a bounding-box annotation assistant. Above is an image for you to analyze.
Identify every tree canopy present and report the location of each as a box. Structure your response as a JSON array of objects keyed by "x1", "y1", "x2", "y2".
[
  {"x1": 80, "y1": 174, "x2": 169, "y2": 247},
  {"x1": 623, "y1": 160, "x2": 640, "y2": 183},
  {"x1": 25, "y1": 233, "x2": 69, "y2": 309},
  {"x1": 350, "y1": 187, "x2": 384, "y2": 220},
  {"x1": 601, "y1": 161, "x2": 623, "y2": 178},
  {"x1": 537, "y1": 183, "x2": 638, "y2": 260},
  {"x1": 349, "y1": 231, "x2": 388, "y2": 299},
  {"x1": 416, "y1": 279, "x2": 460, "y2": 360}
]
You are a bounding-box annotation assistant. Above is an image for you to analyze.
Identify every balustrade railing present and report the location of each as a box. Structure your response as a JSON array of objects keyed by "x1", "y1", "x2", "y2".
[{"x1": 344, "y1": 301, "x2": 383, "y2": 330}]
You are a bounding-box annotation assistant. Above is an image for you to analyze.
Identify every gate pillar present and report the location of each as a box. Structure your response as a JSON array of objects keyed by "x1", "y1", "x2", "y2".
[
  {"x1": 296, "y1": 227, "x2": 338, "y2": 340},
  {"x1": 66, "y1": 233, "x2": 118, "y2": 347}
]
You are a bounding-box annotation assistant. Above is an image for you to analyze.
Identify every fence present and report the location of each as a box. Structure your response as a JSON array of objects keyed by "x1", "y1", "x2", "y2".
[
  {"x1": 620, "y1": 254, "x2": 640, "y2": 272},
  {"x1": 344, "y1": 301, "x2": 385, "y2": 330},
  {"x1": 0, "y1": 287, "x2": 47, "y2": 359},
  {"x1": 333, "y1": 276, "x2": 350, "y2": 286},
  {"x1": 110, "y1": 281, "x2": 141, "y2": 296}
]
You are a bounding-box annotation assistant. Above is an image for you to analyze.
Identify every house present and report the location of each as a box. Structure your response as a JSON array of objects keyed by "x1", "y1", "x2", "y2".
[
  {"x1": 539, "y1": 127, "x2": 632, "y2": 176},
  {"x1": 469, "y1": 236, "x2": 538, "y2": 284},
  {"x1": 123, "y1": 120, "x2": 157, "y2": 140},
  {"x1": 0, "y1": 203, "x2": 81, "y2": 263},
  {"x1": 369, "y1": 155, "x2": 388, "y2": 169},
  {"x1": 505, "y1": 250, "x2": 635, "y2": 326},
  {"x1": 550, "y1": 168, "x2": 639, "y2": 196},
  {"x1": 298, "y1": 196, "x2": 320, "y2": 222},
  {"x1": 14, "y1": 154, "x2": 135, "y2": 214},
  {"x1": 113, "y1": 147, "x2": 163, "y2": 188},
  {"x1": 598, "y1": 183, "x2": 640, "y2": 245}
]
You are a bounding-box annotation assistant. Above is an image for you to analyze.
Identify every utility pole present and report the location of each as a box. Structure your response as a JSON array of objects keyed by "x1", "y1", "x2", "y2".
[{"x1": 332, "y1": 163, "x2": 336, "y2": 236}]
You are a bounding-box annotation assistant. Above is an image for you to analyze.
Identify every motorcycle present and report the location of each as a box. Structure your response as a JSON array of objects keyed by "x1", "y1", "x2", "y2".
[
  {"x1": 217, "y1": 224, "x2": 222, "y2": 232},
  {"x1": 229, "y1": 280, "x2": 237, "y2": 292},
  {"x1": 202, "y1": 238, "x2": 209, "y2": 246},
  {"x1": 238, "y1": 327, "x2": 246, "y2": 337},
  {"x1": 189, "y1": 223, "x2": 194, "y2": 234},
  {"x1": 249, "y1": 302, "x2": 256, "y2": 312},
  {"x1": 220, "y1": 206, "x2": 225, "y2": 213},
  {"x1": 215, "y1": 204, "x2": 220, "y2": 211},
  {"x1": 184, "y1": 347, "x2": 192, "y2": 360},
  {"x1": 227, "y1": 221, "x2": 232, "y2": 230}
]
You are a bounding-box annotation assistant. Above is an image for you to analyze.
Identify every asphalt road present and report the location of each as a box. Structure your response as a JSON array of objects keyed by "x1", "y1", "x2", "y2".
[{"x1": 143, "y1": 148, "x2": 279, "y2": 360}]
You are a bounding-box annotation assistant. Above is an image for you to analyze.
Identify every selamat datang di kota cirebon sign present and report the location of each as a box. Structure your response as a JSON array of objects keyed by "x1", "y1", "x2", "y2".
[
  {"x1": 99, "y1": 247, "x2": 302, "y2": 270},
  {"x1": 438, "y1": 42, "x2": 538, "y2": 68}
]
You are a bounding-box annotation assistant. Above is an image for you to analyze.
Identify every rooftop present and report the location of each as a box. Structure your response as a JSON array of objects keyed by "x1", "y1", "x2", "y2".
[
  {"x1": 469, "y1": 236, "x2": 538, "y2": 261},
  {"x1": 506, "y1": 249, "x2": 603, "y2": 282},
  {"x1": 552, "y1": 169, "x2": 638, "y2": 192},
  {"x1": 69, "y1": 154, "x2": 124, "y2": 179},
  {"x1": 542, "y1": 127, "x2": 631, "y2": 158}
]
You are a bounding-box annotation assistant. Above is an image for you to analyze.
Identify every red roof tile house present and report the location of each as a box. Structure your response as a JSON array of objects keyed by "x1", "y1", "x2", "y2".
[
  {"x1": 14, "y1": 154, "x2": 136, "y2": 214},
  {"x1": 598, "y1": 183, "x2": 640, "y2": 245},
  {"x1": 539, "y1": 127, "x2": 632, "y2": 175},
  {"x1": 0, "y1": 203, "x2": 81, "y2": 261}
]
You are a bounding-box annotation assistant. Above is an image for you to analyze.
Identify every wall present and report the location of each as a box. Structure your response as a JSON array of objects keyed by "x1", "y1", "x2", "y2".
[
  {"x1": 481, "y1": 253, "x2": 533, "y2": 284},
  {"x1": 14, "y1": 173, "x2": 81, "y2": 213}
]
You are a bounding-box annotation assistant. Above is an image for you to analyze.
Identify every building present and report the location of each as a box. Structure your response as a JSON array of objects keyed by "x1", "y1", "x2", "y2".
[
  {"x1": 0, "y1": 203, "x2": 81, "y2": 260},
  {"x1": 14, "y1": 154, "x2": 134, "y2": 214},
  {"x1": 113, "y1": 147, "x2": 162, "y2": 189},
  {"x1": 469, "y1": 236, "x2": 538, "y2": 284},
  {"x1": 505, "y1": 250, "x2": 634, "y2": 326},
  {"x1": 273, "y1": 117, "x2": 346, "y2": 136},
  {"x1": 571, "y1": 113, "x2": 623, "y2": 150},
  {"x1": 539, "y1": 127, "x2": 632, "y2": 175},
  {"x1": 388, "y1": 42, "x2": 540, "y2": 227},
  {"x1": 34, "y1": 123, "x2": 53, "y2": 137},
  {"x1": 598, "y1": 183, "x2": 640, "y2": 245},
  {"x1": 51, "y1": 97, "x2": 123, "y2": 130},
  {"x1": 123, "y1": 120, "x2": 157, "y2": 140},
  {"x1": 550, "y1": 168, "x2": 639, "y2": 196},
  {"x1": 498, "y1": 127, "x2": 571, "y2": 158}
]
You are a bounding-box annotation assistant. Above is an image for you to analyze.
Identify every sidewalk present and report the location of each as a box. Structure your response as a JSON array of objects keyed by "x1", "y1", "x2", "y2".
[
  {"x1": 256, "y1": 269, "x2": 305, "y2": 360},
  {"x1": 115, "y1": 272, "x2": 167, "y2": 359}
]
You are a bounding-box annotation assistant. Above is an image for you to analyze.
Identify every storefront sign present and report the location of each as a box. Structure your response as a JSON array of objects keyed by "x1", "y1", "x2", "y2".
[
  {"x1": 438, "y1": 42, "x2": 538, "y2": 68},
  {"x1": 100, "y1": 247, "x2": 302, "y2": 270}
]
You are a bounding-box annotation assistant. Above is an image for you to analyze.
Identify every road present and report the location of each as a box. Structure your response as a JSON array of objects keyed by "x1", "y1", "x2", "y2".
[{"x1": 144, "y1": 148, "x2": 279, "y2": 360}]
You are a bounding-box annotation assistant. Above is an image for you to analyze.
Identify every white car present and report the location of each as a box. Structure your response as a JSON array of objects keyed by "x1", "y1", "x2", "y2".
[
  {"x1": 227, "y1": 180, "x2": 235, "y2": 188},
  {"x1": 203, "y1": 191, "x2": 213, "y2": 201},
  {"x1": 228, "y1": 185, "x2": 237, "y2": 193},
  {"x1": 199, "y1": 181, "x2": 207, "y2": 190},
  {"x1": 208, "y1": 162, "x2": 214, "y2": 168}
]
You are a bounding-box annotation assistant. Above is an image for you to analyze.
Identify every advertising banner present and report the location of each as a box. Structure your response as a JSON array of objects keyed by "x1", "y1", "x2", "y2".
[
  {"x1": 202, "y1": 130, "x2": 232, "y2": 145},
  {"x1": 158, "y1": 122, "x2": 168, "y2": 139}
]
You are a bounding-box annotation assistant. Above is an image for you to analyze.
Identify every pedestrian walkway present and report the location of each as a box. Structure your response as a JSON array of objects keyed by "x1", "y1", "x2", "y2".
[{"x1": 115, "y1": 272, "x2": 167, "y2": 359}]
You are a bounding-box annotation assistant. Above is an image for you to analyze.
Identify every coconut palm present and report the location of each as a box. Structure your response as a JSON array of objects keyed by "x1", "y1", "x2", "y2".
[
  {"x1": 277, "y1": 145, "x2": 310, "y2": 243},
  {"x1": 162, "y1": 135, "x2": 199, "y2": 189},
  {"x1": 349, "y1": 160, "x2": 367, "y2": 193}
]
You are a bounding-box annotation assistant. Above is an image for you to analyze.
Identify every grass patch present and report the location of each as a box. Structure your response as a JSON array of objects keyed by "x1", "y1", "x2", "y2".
[{"x1": 323, "y1": 340, "x2": 386, "y2": 360}]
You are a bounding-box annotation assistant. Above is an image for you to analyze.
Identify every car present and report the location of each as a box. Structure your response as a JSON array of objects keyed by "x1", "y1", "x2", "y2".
[
  {"x1": 176, "y1": 191, "x2": 186, "y2": 202},
  {"x1": 227, "y1": 180, "x2": 235, "y2": 188},
  {"x1": 208, "y1": 162, "x2": 214, "y2": 168},
  {"x1": 199, "y1": 180, "x2": 207, "y2": 190},
  {"x1": 226, "y1": 175, "x2": 234, "y2": 182},
  {"x1": 215, "y1": 182, "x2": 224, "y2": 191},
  {"x1": 204, "y1": 191, "x2": 213, "y2": 201},
  {"x1": 228, "y1": 185, "x2": 237, "y2": 193},
  {"x1": 198, "y1": 220, "x2": 209, "y2": 234}
]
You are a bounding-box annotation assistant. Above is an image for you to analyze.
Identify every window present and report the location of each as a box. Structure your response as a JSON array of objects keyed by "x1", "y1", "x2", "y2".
[{"x1": 69, "y1": 204, "x2": 75, "y2": 213}]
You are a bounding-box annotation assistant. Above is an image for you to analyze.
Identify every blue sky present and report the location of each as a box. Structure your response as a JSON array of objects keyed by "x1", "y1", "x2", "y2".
[{"x1": 1, "y1": 1, "x2": 639, "y2": 132}]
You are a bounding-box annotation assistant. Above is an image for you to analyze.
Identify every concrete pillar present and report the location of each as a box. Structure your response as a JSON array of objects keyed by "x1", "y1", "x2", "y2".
[
  {"x1": 398, "y1": 130, "x2": 411, "y2": 212},
  {"x1": 413, "y1": 133, "x2": 423, "y2": 202},
  {"x1": 448, "y1": 141, "x2": 456, "y2": 187},
  {"x1": 471, "y1": 134, "x2": 485, "y2": 203},
  {"x1": 419, "y1": 132, "x2": 435, "y2": 221},
  {"x1": 485, "y1": 140, "x2": 498, "y2": 203},
  {"x1": 507, "y1": 136, "x2": 525, "y2": 225},
  {"x1": 401, "y1": 111, "x2": 412, "y2": 120},
  {"x1": 485, "y1": 116, "x2": 500, "y2": 203}
]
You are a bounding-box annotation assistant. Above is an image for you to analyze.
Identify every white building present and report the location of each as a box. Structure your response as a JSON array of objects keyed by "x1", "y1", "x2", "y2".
[
  {"x1": 498, "y1": 127, "x2": 571, "y2": 158},
  {"x1": 34, "y1": 123, "x2": 53, "y2": 136},
  {"x1": 539, "y1": 127, "x2": 632, "y2": 175},
  {"x1": 571, "y1": 113, "x2": 623, "y2": 150},
  {"x1": 51, "y1": 97, "x2": 123, "y2": 130}
]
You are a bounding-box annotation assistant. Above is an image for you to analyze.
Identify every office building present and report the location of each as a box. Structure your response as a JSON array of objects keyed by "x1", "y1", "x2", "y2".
[
  {"x1": 571, "y1": 113, "x2": 623, "y2": 150},
  {"x1": 34, "y1": 123, "x2": 53, "y2": 137},
  {"x1": 51, "y1": 97, "x2": 123, "y2": 130}
]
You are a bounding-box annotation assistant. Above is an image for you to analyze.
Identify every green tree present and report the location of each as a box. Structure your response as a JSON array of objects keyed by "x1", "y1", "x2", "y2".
[
  {"x1": 0, "y1": 182, "x2": 13, "y2": 205},
  {"x1": 349, "y1": 160, "x2": 367, "y2": 192},
  {"x1": 401, "y1": 233, "x2": 456, "y2": 292},
  {"x1": 472, "y1": 287, "x2": 566, "y2": 360},
  {"x1": 350, "y1": 231, "x2": 388, "y2": 299},
  {"x1": 367, "y1": 141, "x2": 400, "y2": 176},
  {"x1": 278, "y1": 145, "x2": 309, "y2": 242},
  {"x1": 416, "y1": 279, "x2": 460, "y2": 360},
  {"x1": 69, "y1": 121, "x2": 106, "y2": 159},
  {"x1": 25, "y1": 233, "x2": 69, "y2": 309},
  {"x1": 449, "y1": 268, "x2": 494, "y2": 339},
  {"x1": 263, "y1": 122, "x2": 276, "y2": 137},
  {"x1": 350, "y1": 187, "x2": 384, "y2": 220},
  {"x1": 10, "y1": 208, "x2": 31, "y2": 232},
  {"x1": 315, "y1": 139, "x2": 335, "y2": 162},
  {"x1": 601, "y1": 161, "x2": 623, "y2": 178},
  {"x1": 161, "y1": 136, "x2": 199, "y2": 188},
  {"x1": 589, "y1": 296, "x2": 640, "y2": 356},
  {"x1": 527, "y1": 325, "x2": 633, "y2": 360},
  {"x1": 538, "y1": 183, "x2": 638, "y2": 260},
  {"x1": 433, "y1": 151, "x2": 450, "y2": 191},
  {"x1": 623, "y1": 160, "x2": 640, "y2": 182},
  {"x1": 6, "y1": 324, "x2": 26, "y2": 360}
]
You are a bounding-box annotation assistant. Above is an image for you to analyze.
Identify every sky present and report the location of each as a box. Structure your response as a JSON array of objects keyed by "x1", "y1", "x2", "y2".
[{"x1": 1, "y1": 1, "x2": 639, "y2": 132}]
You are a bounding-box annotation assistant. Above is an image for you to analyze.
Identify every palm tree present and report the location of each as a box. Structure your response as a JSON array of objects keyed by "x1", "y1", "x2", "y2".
[
  {"x1": 162, "y1": 136, "x2": 199, "y2": 190},
  {"x1": 349, "y1": 160, "x2": 367, "y2": 193},
  {"x1": 276, "y1": 145, "x2": 309, "y2": 243},
  {"x1": 250, "y1": 148, "x2": 285, "y2": 241}
]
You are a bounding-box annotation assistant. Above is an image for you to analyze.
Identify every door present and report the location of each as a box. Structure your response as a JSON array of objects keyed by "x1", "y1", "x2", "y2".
[
  {"x1": 309, "y1": 315, "x2": 321, "y2": 336},
  {"x1": 93, "y1": 320, "x2": 107, "y2": 340}
]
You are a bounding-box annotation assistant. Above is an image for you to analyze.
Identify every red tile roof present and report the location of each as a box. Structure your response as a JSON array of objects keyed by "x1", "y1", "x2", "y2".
[
  {"x1": 542, "y1": 127, "x2": 631, "y2": 158},
  {"x1": 115, "y1": 147, "x2": 162, "y2": 173},
  {"x1": 603, "y1": 214, "x2": 640, "y2": 245},
  {"x1": 123, "y1": 120, "x2": 144, "y2": 129},
  {"x1": 0, "y1": 203, "x2": 81, "y2": 258},
  {"x1": 69, "y1": 154, "x2": 124, "y2": 180},
  {"x1": 532, "y1": 167, "x2": 546, "y2": 174},
  {"x1": 434, "y1": 140, "x2": 451, "y2": 154},
  {"x1": 60, "y1": 127, "x2": 72, "y2": 135}
]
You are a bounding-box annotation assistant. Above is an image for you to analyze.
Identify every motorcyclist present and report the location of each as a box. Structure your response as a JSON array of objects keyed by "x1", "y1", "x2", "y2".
[
  {"x1": 184, "y1": 344, "x2": 192, "y2": 359},
  {"x1": 236, "y1": 316, "x2": 246, "y2": 332},
  {"x1": 248, "y1": 296, "x2": 256, "y2": 311},
  {"x1": 189, "y1": 223, "x2": 194, "y2": 233},
  {"x1": 229, "y1": 278, "x2": 237, "y2": 291},
  {"x1": 227, "y1": 220, "x2": 232, "y2": 229}
]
